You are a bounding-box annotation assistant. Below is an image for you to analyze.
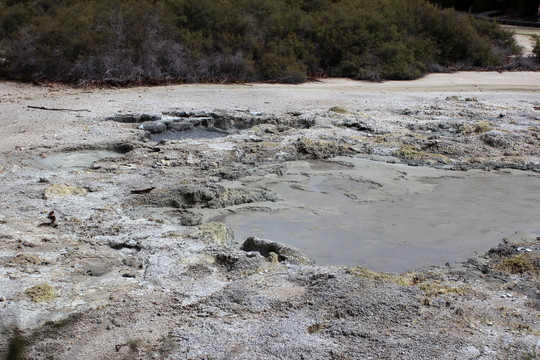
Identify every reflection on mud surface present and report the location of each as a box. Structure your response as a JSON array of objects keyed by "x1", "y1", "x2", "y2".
[
  {"x1": 225, "y1": 164, "x2": 540, "y2": 273},
  {"x1": 29, "y1": 150, "x2": 124, "y2": 170}
]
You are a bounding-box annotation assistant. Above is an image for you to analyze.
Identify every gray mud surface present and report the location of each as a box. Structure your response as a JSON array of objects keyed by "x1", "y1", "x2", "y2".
[
  {"x1": 0, "y1": 75, "x2": 539, "y2": 359},
  {"x1": 223, "y1": 159, "x2": 540, "y2": 272}
]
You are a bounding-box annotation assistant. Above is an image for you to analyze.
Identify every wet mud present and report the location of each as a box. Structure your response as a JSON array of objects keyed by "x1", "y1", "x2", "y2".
[
  {"x1": 28, "y1": 149, "x2": 125, "y2": 170},
  {"x1": 223, "y1": 159, "x2": 540, "y2": 272}
]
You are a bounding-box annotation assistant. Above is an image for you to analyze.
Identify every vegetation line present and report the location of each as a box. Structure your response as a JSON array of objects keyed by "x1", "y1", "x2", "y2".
[{"x1": 0, "y1": 0, "x2": 537, "y2": 85}]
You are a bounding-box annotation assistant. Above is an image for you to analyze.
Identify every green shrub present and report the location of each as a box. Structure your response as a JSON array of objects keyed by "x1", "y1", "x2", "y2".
[
  {"x1": 534, "y1": 36, "x2": 540, "y2": 59},
  {"x1": 472, "y1": 19, "x2": 521, "y2": 56},
  {"x1": 0, "y1": 0, "x2": 520, "y2": 84}
]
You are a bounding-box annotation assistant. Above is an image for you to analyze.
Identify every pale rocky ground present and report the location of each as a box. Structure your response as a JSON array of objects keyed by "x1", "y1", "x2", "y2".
[{"x1": 0, "y1": 72, "x2": 540, "y2": 359}]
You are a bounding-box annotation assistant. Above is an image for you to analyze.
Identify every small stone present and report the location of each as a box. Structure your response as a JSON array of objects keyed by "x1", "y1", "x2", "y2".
[
  {"x1": 432, "y1": 299, "x2": 450, "y2": 308},
  {"x1": 169, "y1": 122, "x2": 194, "y2": 132},
  {"x1": 0, "y1": 296, "x2": 6, "y2": 302},
  {"x1": 126, "y1": 239, "x2": 138, "y2": 248},
  {"x1": 85, "y1": 263, "x2": 110, "y2": 277},
  {"x1": 241, "y1": 237, "x2": 314, "y2": 265},
  {"x1": 462, "y1": 346, "x2": 480, "y2": 357},
  {"x1": 123, "y1": 257, "x2": 143, "y2": 269},
  {"x1": 139, "y1": 121, "x2": 167, "y2": 134}
]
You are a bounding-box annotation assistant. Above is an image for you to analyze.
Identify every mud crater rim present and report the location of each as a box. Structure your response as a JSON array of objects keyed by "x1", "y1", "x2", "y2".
[{"x1": 107, "y1": 110, "x2": 315, "y2": 141}]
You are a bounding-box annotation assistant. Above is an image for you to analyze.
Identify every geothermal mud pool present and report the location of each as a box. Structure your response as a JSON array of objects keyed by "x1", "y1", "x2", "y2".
[
  {"x1": 223, "y1": 158, "x2": 540, "y2": 272},
  {"x1": 27, "y1": 150, "x2": 125, "y2": 170}
]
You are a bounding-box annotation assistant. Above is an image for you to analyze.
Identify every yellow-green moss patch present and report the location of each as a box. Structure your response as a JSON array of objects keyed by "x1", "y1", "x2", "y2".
[
  {"x1": 329, "y1": 106, "x2": 349, "y2": 114},
  {"x1": 459, "y1": 124, "x2": 474, "y2": 134},
  {"x1": 459, "y1": 121, "x2": 492, "y2": 135},
  {"x1": 190, "y1": 222, "x2": 234, "y2": 246},
  {"x1": 418, "y1": 281, "x2": 471, "y2": 296},
  {"x1": 44, "y1": 184, "x2": 87, "y2": 198},
  {"x1": 395, "y1": 146, "x2": 451, "y2": 163},
  {"x1": 496, "y1": 253, "x2": 540, "y2": 274},
  {"x1": 348, "y1": 266, "x2": 415, "y2": 286},
  {"x1": 464, "y1": 156, "x2": 488, "y2": 164},
  {"x1": 26, "y1": 284, "x2": 57, "y2": 303},
  {"x1": 242, "y1": 141, "x2": 281, "y2": 154},
  {"x1": 474, "y1": 121, "x2": 492, "y2": 134},
  {"x1": 296, "y1": 136, "x2": 356, "y2": 158}
]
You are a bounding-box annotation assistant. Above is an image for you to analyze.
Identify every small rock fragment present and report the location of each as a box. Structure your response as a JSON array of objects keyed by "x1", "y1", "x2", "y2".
[{"x1": 241, "y1": 237, "x2": 314, "y2": 265}]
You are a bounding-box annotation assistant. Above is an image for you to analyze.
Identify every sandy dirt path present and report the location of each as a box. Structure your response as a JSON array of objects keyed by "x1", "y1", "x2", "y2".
[{"x1": 502, "y1": 25, "x2": 540, "y2": 55}]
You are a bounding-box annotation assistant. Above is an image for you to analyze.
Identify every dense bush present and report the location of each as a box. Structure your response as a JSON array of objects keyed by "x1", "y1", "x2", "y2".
[
  {"x1": 0, "y1": 0, "x2": 195, "y2": 84},
  {"x1": 0, "y1": 0, "x2": 520, "y2": 84},
  {"x1": 534, "y1": 36, "x2": 540, "y2": 59}
]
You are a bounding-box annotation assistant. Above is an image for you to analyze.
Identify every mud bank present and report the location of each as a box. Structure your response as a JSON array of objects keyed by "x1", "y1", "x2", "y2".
[{"x1": 0, "y1": 75, "x2": 539, "y2": 359}]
